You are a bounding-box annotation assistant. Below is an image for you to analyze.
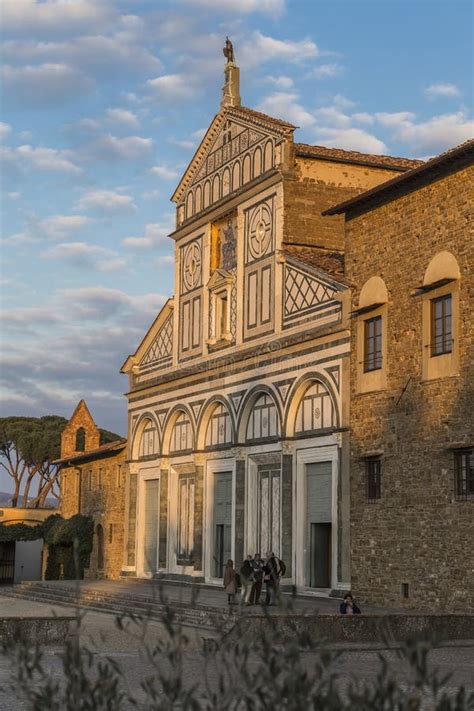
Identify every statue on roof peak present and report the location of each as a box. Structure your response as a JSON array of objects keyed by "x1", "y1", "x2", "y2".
[{"x1": 223, "y1": 36, "x2": 235, "y2": 64}]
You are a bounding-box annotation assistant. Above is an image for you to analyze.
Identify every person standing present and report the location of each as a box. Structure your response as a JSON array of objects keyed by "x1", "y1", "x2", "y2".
[
  {"x1": 249, "y1": 553, "x2": 264, "y2": 604},
  {"x1": 240, "y1": 555, "x2": 254, "y2": 606},
  {"x1": 264, "y1": 552, "x2": 279, "y2": 606},
  {"x1": 223, "y1": 559, "x2": 237, "y2": 605}
]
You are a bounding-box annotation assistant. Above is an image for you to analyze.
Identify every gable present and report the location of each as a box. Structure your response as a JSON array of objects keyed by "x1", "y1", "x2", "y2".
[
  {"x1": 173, "y1": 106, "x2": 295, "y2": 225},
  {"x1": 121, "y1": 299, "x2": 174, "y2": 375}
]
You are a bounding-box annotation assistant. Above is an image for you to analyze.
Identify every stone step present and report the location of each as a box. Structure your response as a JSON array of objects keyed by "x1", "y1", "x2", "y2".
[{"x1": 0, "y1": 587, "x2": 229, "y2": 631}]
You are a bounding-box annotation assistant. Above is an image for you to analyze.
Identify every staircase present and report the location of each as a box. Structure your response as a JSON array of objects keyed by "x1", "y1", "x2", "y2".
[{"x1": 0, "y1": 581, "x2": 236, "y2": 633}]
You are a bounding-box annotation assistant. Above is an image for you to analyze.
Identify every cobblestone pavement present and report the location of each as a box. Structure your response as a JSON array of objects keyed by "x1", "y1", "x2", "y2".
[{"x1": 0, "y1": 604, "x2": 473, "y2": 709}]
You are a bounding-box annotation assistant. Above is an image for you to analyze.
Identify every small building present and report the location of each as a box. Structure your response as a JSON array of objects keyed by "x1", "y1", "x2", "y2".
[
  {"x1": 56, "y1": 400, "x2": 127, "y2": 579},
  {"x1": 0, "y1": 507, "x2": 51, "y2": 584},
  {"x1": 325, "y1": 140, "x2": 474, "y2": 611},
  {"x1": 119, "y1": 46, "x2": 420, "y2": 593}
]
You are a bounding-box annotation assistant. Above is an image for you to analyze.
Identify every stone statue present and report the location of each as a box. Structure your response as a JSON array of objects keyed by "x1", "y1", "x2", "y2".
[{"x1": 223, "y1": 36, "x2": 234, "y2": 64}]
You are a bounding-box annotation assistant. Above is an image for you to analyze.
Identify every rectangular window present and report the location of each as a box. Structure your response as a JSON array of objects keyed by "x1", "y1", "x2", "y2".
[
  {"x1": 178, "y1": 477, "x2": 195, "y2": 561},
  {"x1": 88, "y1": 469, "x2": 93, "y2": 491},
  {"x1": 431, "y1": 294, "x2": 452, "y2": 356},
  {"x1": 366, "y1": 459, "x2": 381, "y2": 502},
  {"x1": 97, "y1": 468, "x2": 103, "y2": 489},
  {"x1": 364, "y1": 316, "x2": 382, "y2": 371},
  {"x1": 454, "y1": 450, "x2": 474, "y2": 501},
  {"x1": 116, "y1": 464, "x2": 122, "y2": 489}
]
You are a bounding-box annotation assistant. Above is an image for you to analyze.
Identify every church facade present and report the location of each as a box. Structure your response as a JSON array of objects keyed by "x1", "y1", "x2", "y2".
[{"x1": 120, "y1": 54, "x2": 420, "y2": 593}]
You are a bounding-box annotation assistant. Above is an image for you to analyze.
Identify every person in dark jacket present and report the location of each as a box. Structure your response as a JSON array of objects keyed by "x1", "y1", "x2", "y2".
[
  {"x1": 223, "y1": 559, "x2": 237, "y2": 605},
  {"x1": 339, "y1": 593, "x2": 361, "y2": 614},
  {"x1": 240, "y1": 555, "x2": 254, "y2": 605},
  {"x1": 249, "y1": 553, "x2": 264, "y2": 604},
  {"x1": 264, "y1": 552, "x2": 279, "y2": 605}
]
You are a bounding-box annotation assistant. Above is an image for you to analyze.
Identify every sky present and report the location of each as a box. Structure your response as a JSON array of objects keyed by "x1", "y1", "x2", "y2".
[{"x1": 1, "y1": 0, "x2": 473, "y2": 462}]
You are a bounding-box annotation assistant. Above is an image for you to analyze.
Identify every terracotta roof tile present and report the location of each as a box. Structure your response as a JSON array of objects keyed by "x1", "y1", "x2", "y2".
[
  {"x1": 324, "y1": 138, "x2": 474, "y2": 215},
  {"x1": 230, "y1": 105, "x2": 296, "y2": 130},
  {"x1": 294, "y1": 143, "x2": 423, "y2": 171},
  {"x1": 55, "y1": 438, "x2": 127, "y2": 465},
  {"x1": 281, "y1": 245, "x2": 345, "y2": 280}
]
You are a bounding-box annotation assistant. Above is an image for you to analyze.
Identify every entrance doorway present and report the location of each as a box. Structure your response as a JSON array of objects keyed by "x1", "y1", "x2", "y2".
[
  {"x1": 306, "y1": 462, "x2": 332, "y2": 588},
  {"x1": 0, "y1": 542, "x2": 15, "y2": 584},
  {"x1": 212, "y1": 471, "x2": 232, "y2": 578},
  {"x1": 143, "y1": 478, "x2": 159, "y2": 574},
  {"x1": 258, "y1": 467, "x2": 281, "y2": 557}
]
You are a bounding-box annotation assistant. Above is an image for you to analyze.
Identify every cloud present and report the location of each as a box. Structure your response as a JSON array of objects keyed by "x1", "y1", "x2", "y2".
[
  {"x1": 314, "y1": 127, "x2": 388, "y2": 154},
  {"x1": 1, "y1": 0, "x2": 115, "y2": 36},
  {"x1": 149, "y1": 165, "x2": 180, "y2": 180},
  {"x1": 1, "y1": 63, "x2": 93, "y2": 106},
  {"x1": 314, "y1": 106, "x2": 351, "y2": 128},
  {"x1": 180, "y1": 0, "x2": 285, "y2": 13},
  {"x1": 122, "y1": 222, "x2": 172, "y2": 250},
  {"x1": 425, "y1": 83, "x2": 461, "y2": 99},
  {"x1": 241, "y1": 31, "x2": 318, "y2": 68},
  {"x1": 265, "y1": 75, "x2": 294, "y2": 89},
  {"x1": 105, "y1": 108, "x2": 140, "y2": 129},
  {"x1": 91, "y1": 134, "x2": 153, "y2": 160},
  {"x1": 146, "y1": 74, "x2": 196, "y2": 102},
  {"x1": 77, "y1": 189, "x2": 136, "y2": 214},
  {"x1": 0, "y1": 122, "x2": 12, "y2": 141},
  {"x1": 257, "y1": 92, "x2": 315, "y2": 127},
  {"x1": 310, "y1": 63, "x2": 344, "y2": 79},
  {"x1": 384, "y1": 111, "x2": 474, "y2": 155},
  {"x1": 38, "y1": 214, "x2": 91, "y2": 240},
  {"x1": 42, "y1": 241, "x2": 127, "y2": 273},
  {"x1": 1, "y1": 144, "x2": 82, "y2": 173}
]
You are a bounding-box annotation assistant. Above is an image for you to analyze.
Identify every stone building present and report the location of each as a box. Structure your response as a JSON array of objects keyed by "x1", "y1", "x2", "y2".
[
  {"x1": 57, "y1": 400, "x2": 127, "y2": 579},
  {"x1": 120, "y1": 49, "x2": 420, "y2": 593},
  {"x1": 325, "y1": 140, "x2": 474, "y2": 611}
]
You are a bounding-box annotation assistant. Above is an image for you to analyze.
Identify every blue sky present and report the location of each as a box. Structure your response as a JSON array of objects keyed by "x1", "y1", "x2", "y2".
[{"x1": 1, "y1": 0, "x2": 472, "y2": 457}]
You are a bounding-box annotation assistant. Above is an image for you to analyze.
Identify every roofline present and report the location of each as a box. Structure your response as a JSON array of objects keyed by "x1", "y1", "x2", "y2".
[
  {"x1": 323, "y1": 140, "x2": 474, "y2": 216},
  {"x1": 54, "y1": 439, "x2": 127, "y2": 466},
  {"x1": 294, "y1": 146, "x2": 418, "y2": 172}
]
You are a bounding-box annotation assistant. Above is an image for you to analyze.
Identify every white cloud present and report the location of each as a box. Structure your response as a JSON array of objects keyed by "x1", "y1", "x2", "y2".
[
  {"x1": 352, "y1": 112, "x2": 375, "y2": 125},
  {"x1": 314, "y1": 106, "x2": 351, "y2": 128},
  {"x1": 105, "y1": 108, "x2": 140, "y2": 129},
  {"x1": 181, "y1": 0, "x2": 285, "y2": 13},
  {"x1": 92, "y1": 134, "x2": 153, "y2": 160},
  {"x1": 257, "y1": 92, "x2": 315, "y2": 127},
  {"x1": 7, "y1": 192, "x2": 20, "y2": 199},
  {"x1": 265, "y1": 75, "x2": 294, "y2": 89},
  {"x1": 0, "y1": 122, "x2": 12, "y2": 141},
  {"x1": 1, "y1": 63, "x2": 92, "y2": 106},
  {"x1": 425, "y1": 83, "x2": 461, "y2": 99},
  {"x1": 42, "y1": 241, "x2": 127, "y2": 272},
  {"x1": 9, "y1": 144, "x2": 82, "y2": 173},
  {"x1": 39, "y1": 214, "x2": 91, "y2": 240},
  {"x1": 314, "y1": 127, "x2": 388, "y2": 154},
  {"x1": 122, "y1": 223, "x2": 171, "y2": 250},
  {"x1": 0, "y1": 0, "x2": 115, "y2": 36},
  {"x1": 77, "y1": 189, "x2": 136, "y2": 214},
  {"x1": 380, "y1": 110, "x2": 474, "y2": 155},
  {"x1": 146, "y1": 74, "x2": 195, "y2": 101},
  {"x1": 242, "y1": 31, "x2": 318, "y2": 68},
  {"x1": 150, "y1": 165, "x2": 180, "y2": 180},
  {"x1": 310, "y1": 63, "x2": 344, "y2": 79},
  {"x1": 375, "y1": 111, "x2": 416, "y2": 127}
]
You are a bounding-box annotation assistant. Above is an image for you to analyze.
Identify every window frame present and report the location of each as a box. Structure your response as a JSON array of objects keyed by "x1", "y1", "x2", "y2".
[
  {"x1": 363, "y1": 315, "x2": 383, "y2": 372},
  {"x1": 365, "y1": 458, "x2": 382, "y2": 503},
  {"x1": 454, "y1": 449, "x2": 474, "y2": 501},
  {"x1": 430, "y1": 293, "x2": 452, "y2": 357}
]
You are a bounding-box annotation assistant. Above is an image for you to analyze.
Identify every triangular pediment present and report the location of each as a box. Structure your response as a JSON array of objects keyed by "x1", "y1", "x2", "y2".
[
  {"x1": 207, "y1": 268, "x2": 233, "y2": 290},
  {"x1": 121, "y1": 298, "x2": 174, "y2": 373},
  {"x1": 172, "y1": 105, "x2": 295, "y2": 204}
]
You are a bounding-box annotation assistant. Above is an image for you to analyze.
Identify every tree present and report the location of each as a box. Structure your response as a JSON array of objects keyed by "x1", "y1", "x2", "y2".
[{"x1": 0, "y1": 416, "x2": 120, "y2": 508}]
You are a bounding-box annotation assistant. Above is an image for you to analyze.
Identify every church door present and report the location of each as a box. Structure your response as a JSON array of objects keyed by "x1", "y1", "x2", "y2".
[
  {"x1": 258, "y1": 467, "x2": 281, "y2": 557},
  {"x1": 306, "y1": 462, "x2": 332, "y2": 588},
  {"x1": 143, "y1": 478, "x2": 160, "y2": 574},
  {"x1": 212, "y1": 471, "x2": 232, "y2": 578}
]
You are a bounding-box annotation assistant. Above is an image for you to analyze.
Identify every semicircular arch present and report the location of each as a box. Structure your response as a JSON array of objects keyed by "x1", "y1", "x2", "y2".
[
  {"x1": 196, "y1": 395, "x2": 236, "y2": 450},
  {"x1": 285, "y1": 372, "x2": 340, "y2": 438},
  {"x1": 131, "y1": 412, "x2": 161, "y2": 460},
  {"x1": 237, "y1": 385, "x2": 282, "y2": 443},
  {"x1": 162, "y1": 404, "x2": 195, "y2": 456},
  {"x1": 423, "y1": 251, "x2": 460, "y2": 285}
]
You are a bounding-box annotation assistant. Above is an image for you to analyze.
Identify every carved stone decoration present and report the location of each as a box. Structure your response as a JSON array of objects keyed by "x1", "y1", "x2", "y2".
[
  {"x1": 284, "y1": 264, "x2": 335, "y2": 318},
  {"x1": 182, "y1": 240, "x2": 202, "y2": 292},
  {"x1": 222, "y1": 218, "x2": 237, "y2": 270},
  {"x1": 141, "y1": 313, "x2": 173, "y2": 368},
  {"x1": 248, "y1": 202, "x2": 272, "y2": 261}
]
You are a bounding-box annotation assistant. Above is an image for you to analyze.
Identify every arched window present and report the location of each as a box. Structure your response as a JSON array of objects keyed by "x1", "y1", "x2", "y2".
[
  {"x1": 205, "y1": 403, "x2": 232, "y2": 448},
  {"x1": 295, "y1": 381, "x2": 336, "y2": 434},
  {"x1": 246, "y1": 394, "x2": 280, "y2": 441},
  {"x1": 356, "y1": 276, "x2": 388, "y2": 393},
  {"x1": 264, "y1": 140, "x2": 273, "y2": 171},
  {"x1": 170, "y1": 412, "x2": 193, "y2": 453},
  {"x1": 232, "y1": 161, "x2": 240, "y2": 191},
  {"x1": 138, "y1": 419, "x2": 159, "y2": 459},
  {"x1": 253, "y1": 146, "x2": 262, "y2": 177},
  {"x1": 75, "y1": 427, "x2": 86, "y2": 452}
]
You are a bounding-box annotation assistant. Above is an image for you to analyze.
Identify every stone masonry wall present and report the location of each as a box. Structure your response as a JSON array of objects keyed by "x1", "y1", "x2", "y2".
[
  {"x1": 60, "y1": 449, "x2": 127, "y2": 579},
  {"x1": 345, "y1": 164, "x2": 474, "y2": 612}
]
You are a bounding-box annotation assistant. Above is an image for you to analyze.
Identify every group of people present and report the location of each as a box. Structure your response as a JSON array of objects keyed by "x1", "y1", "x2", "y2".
[{"x1": 223, "y1": 552, "x2": 286, "y2": 606}]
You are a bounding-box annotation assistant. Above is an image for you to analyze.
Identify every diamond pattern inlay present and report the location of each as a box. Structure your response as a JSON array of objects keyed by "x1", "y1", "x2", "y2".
[
  {"x1": 141, "y1": 314, "x2": 173, "y2": 366},
  {"x1": 284, "y1": 265, "x2": 334, "y2": 317}
]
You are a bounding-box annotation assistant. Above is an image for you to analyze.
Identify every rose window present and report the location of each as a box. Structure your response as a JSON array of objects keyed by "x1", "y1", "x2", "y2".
[
  {"x1": 249, "y1": 204, "x2": 272, "y2": 260},
  {"x1": 183, "y1": 241, "x2": 202, "y2": 291}
]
